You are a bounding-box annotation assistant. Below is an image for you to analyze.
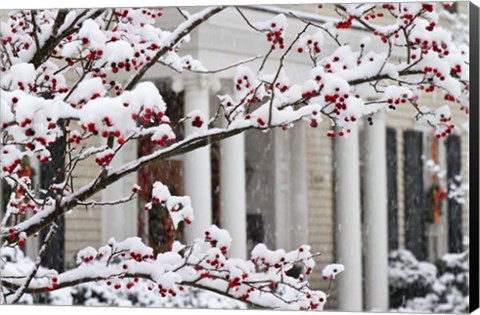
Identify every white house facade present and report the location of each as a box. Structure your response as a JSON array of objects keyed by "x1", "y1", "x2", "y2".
[{"x1": 21, "y1": 4, "x2": 470, "y2": 311}]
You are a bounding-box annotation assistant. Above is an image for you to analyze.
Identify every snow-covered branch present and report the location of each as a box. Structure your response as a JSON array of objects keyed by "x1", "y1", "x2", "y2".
[{"x1": 2, "y1": 228, "x2": 342, "y2": 310}]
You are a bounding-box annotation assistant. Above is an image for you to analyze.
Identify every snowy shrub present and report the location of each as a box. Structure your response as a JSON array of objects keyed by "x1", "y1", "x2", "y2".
[
  {"x1": 389, "y1": 250, "x2": 438, "y2": 307},
  {"x1": 47, "y1": 281, "x2": 248, "y2": 309},
  {"x1": 389, "y1": 249, "x2": 469, "y2": 313}
]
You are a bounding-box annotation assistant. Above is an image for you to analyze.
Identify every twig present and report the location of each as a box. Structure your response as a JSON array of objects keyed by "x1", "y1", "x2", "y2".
[{"x1": 9, "y1": 224, "x2": 57, "y2": 303}]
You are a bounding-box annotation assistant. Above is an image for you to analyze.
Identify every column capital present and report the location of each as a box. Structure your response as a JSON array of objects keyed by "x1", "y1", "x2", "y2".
[{"x1": 172, "y1": 74, "x2": 221, "y2": 93}]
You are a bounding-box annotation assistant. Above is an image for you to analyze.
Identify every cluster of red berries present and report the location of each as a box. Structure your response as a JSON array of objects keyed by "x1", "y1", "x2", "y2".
[
  {"x1": 34, "y1": 153, "x2": 49, "y2": 164},
  {"x1": 266, "y1": 23, "x2": 285, "y2": 49},
  {"x1": 426, "y1": 21, "x2": 436, "y2": 31},
  {"x1": 419, "y1": 84, "x2": 436, "y2": 93},
  {"x1": 439, "y1": 114, "x2": 452, "y2": 123},
  {"x1": 325, "y1": 92, "x2": 350, "y2": 107},
  {"x1": 302, "y1": 89, "x2": 318, "y2": 99},
  {"x1": 343, "y1": 114, "x2": 358, "y2": 123},
  {"x1": 7, "y1": 228, "x2": 17, "y2": 242},
  {"x1": 435, "y1": 124, "x2": 455, "y2": 138},
  {"x1": 422, "y1": 3, "x2": 434, "y2": 12},
  {"x1": 2, "y1": 158, "x2": 21, "y2": 174},
  {"x1": 238, "y1": 95, "x2": 262, "y2": 105},
  {"x1": 43, "y1": 279, "x2": 59, "y2": 292},
  {"x1": 235, "y1": 75, "x2": 252, "y2": 91},
  {"x1": 95, "y1": 151, "x2": 114, "y2": 166},
  {"x1": 191, "y1": 115, "x2": 203, "y2": 128},
  {"x1": 327, "y1": 129, "x2": 351, "y2": 138},
  {"x1": 269, "y1": 82, "x2": 289, "y2": 93},
  {"x1": 336, "y1": 16, "x2": 353, "y2": 29},
  {"x1": 104, "y1": 78, "x2": 123, "y2": 96},
  {"x1": 82, "y1": 255, "x2": 95, "y2": 263},
  {"x1": 204, "y1": 231, "x2": 228, "y2": 254},
  {"x1": 309, "y1": 118, "x2": 319, "y2": 128},
  {"x1": 111, "y1": 59, "x2": 133, "y2": 74},
  {"x1": 19, "y1": 117, "x2": 32, "y2": 128},
  {"x1": 450, "y1": 64, "x2": 462, "y2": 76},
  {"x1": 155, "y1": 283, "x2": 177, "y2": 297},
  {"x1": 256, "y1": 117, "x2": 266, "y2": 126},
  {"x1": 151, "y1": 195, "x2": 162, "y2": 204},
  {"x1": 15, "y1": 80, "x2": 33, "y2": 92},
  {"x1": 19, "y1": 202, "x2": 36, "y2": 215},
  {"x1": 326, "y1": 130, "x2": 337, "y2": 138},
  {"x1": 297, "y1": 38, "x2": 322, "y2": 54},
  {"x1": 130, "y1": 251, "x2": 155, "y2": 262},
  {"x1": 299, "y1": 298, "x2": 325, "y2": 311},
  {"x1": 140, "y1": 9, "x2": 161, "y2": 18},
  {"x1": 82, "y1": 122, "x2": 97, "y2": 134},
  {"x1": 114, "y1": 9, "x2": 130, "y2": 18},
  {"x1": 152, "y1": 134, "x2": 174, "y2": 147},
  {"x1": 364, "y1": 12, "x2": 384, "y2": 21},
  {"x1": 132, "y1": 108, "x2": 164, "y2": 126},
  {"x1": 2, "y1": 36, "x2": 12, "y2": 45},
  {"x1": 68, "y1": 132, "x2": 82, "y2": 144},
  {"x1": 86, "y1": 49, "x2": 103, "y2": 61},
  {"x1": 381, "y1": 3, "x2": 396, "y2": 10},
  {"x1": 424, "y1": 66, "x2": 447, "y2": 81},
  {"x1": 428, "y1": 41, "x2": 450, "y2": 56},
  {"x1": 444, "y1": 94, "x2": 456, "y2": 102},
  {"x1": 387, "y1": 97, "x2": 408, "y2": 110},
  {"x1": 239, "y1": 288, "x2": 256, "y2": 301},
  {"x1": 205, "y1": 254, "x2": 226, "y2": 270}
]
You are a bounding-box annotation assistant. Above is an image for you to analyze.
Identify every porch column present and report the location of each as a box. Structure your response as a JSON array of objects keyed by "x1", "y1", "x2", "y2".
[
  {"x1": 289, "y1": 123, "x2": 308, "y2": 247},
  {"x1": 183, "y1": 75, "x2": 212, "y2": 243},
  {"x1": 334, "y1": 123, "x2": 363, "y2": 311},
  {"x1": 363, "y1": 111, "x2": 389, "y2": 311},
  {"x1": 220, "y1": 118, "x2": 247, "y2": 259}
]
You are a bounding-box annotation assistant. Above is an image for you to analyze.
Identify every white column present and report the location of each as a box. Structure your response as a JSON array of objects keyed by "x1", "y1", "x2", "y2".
[
  {"x1": 289, "y1": 124, "x2": 308, "y2": 247},
  {"x1": 274, "y1": 129, "x2": 291, "y2": 249},
  {"x1": 363, "y1": 112, "x2": 389, "y2": 311},
  {"x1": 220, "y1": 123, "x2": 247, "y2": 259},
  {"x1": 183, "y1": 76, "x2": 212, "y2": 243},
  {"x1": 334, "y1": 123, "x2": 363, "y2": 311},
  {"x1": 102, "y1": 140, "x2": 138, "y2": 242}
]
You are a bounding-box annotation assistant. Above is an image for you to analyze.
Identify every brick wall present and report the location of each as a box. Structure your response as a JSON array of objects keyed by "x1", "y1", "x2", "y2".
[{"x1": 63, "y1": 131, "x2": 103, "y2": 267}]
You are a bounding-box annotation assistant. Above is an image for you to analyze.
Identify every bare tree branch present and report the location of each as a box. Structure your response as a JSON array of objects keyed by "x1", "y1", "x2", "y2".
[{"x1": 9, "y1": 224, "x2": 57, "y2": 303}]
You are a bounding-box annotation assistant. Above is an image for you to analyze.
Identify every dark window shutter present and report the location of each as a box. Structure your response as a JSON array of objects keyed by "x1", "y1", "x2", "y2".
[
  {"x1": 447, "y1": 2, "x2": 458, "y2": 13},
  {"x1": 403, "y1": 130, "x2": 426, "y2": 260},
  {"x1": 446, "y1": 135, "x2": 463, "y2": 253},
  {"x1": 387, "y1": 128, "x2": 398, "y2": 250},
  {"x1": 247, "y1": 214, "x2": 264, "y2": 245},
  {"x1": 40, "y1": 118, "x2": 66, "y2": 272}
]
